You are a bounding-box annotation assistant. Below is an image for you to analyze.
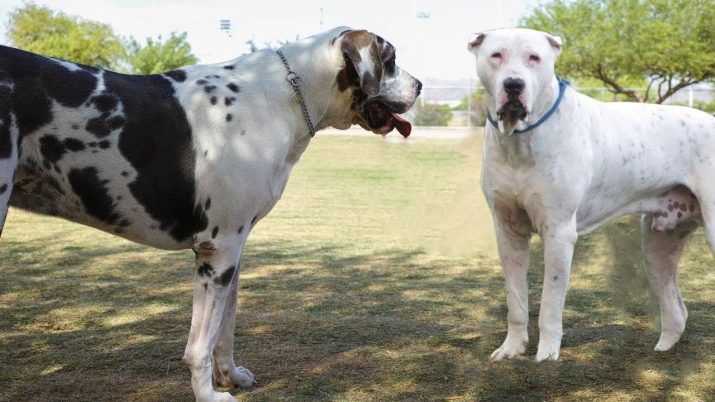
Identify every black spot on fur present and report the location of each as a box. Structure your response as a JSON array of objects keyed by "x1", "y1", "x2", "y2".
[
  {"x1": 88, "y1": 142, "x2": 97, "y2": 148},
  {"x1": 210, "y1": 96, "x2": 217, "y2": 105},
  {"x1": 89, "y1": 94, "x2": 118, "y2": 112},
  {"x1": 196, "y1": 79, "x2": 208, "y2": 85},
  {"x1": 121, "y1": 171, "x2": 129, "y2": 177},
  {"x1": 198, "y1": 262, "x2": 215, "y2": 277},
  {"x1": 104, "y1": 72, "x2": 200, "y2": 241},
  {"x1": 224, "y1": 97, "x2": 236, "y2": 106},
  {"x1": 0, "y1": 85, "x2": 13, "y2": 158},
  {"x1": 214, "y1": 265, "x2": 236, "y2": 286},
  {"x1": 226, "y1": 114, "x2": 233, "y2": 122},
  {"x1": 226, "y1": 83, "x2": 239, "y2": 93},
  {"x1": 223, "y1": 65, "x2": 235, "y2": 70},
  {"x1": 251, "y1": 215, "x2": 257, "y2": 225},
  {"x1": 0, "y1": 184, "x2": 7, "y2": 195},
  {"x1": 63, "y1": 138, "x2": 85, "y2": 151},
  {"x1": 68, "y1": 167, "x2": 119, "y2": 224},
  {"x1": 99, "y1": 140, "x2": 111, "y2": 149},
  {"x1": 71, "y1": 123, "x2": 80, "y2": 130},
  {"x1": 40, "y1": 135, "x2": 66, "y2": 163},
  {"x1": 237, "y1": 225, "x2": 244, "y2": 234},
  {"x1": 211, "y1": 226, "x2": 219, "y2": 238},
  {"x1": 204, "y1": 85, "x2": 217, "y2": 94},
  {"x1": 165, "y1": 69, "x2": 187, "y2": 82},
  {"x1": 205, "y1": 198, "x2": 211, "y2": 211}
]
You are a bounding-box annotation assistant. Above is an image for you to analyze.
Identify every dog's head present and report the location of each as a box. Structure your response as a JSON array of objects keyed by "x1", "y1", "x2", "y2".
[
  {"x1": 467, "y1": 28, "x2": 562, "y2": 133},
  {"x1": 332, "y1": 29, "x2": 421, "y2": 137}
]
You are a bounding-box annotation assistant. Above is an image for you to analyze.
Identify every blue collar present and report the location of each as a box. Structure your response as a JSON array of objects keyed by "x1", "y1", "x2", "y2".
[{"x1": 487, "y1": 78, "x2": 570, "y2": 134}]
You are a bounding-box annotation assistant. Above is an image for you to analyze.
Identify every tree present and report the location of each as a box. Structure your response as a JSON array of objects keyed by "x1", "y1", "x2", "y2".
[
  {"x1": 6, "y1": 3, "x2": 125, "y2": 69},
  {"x1": 412, "y1": 102, "x2": 452, "y2": 126},
  {"x1": 522, "y1": 0, "x2": 715, "y2": 103},
  {"x1": 455, "y1": 90, "x2": 489, "y2": 126},
  {"x1": 127, "y1": 32, "x2": 199, "y2": 74}
]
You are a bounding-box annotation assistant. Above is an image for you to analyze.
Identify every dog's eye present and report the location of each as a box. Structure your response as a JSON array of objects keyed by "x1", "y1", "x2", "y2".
[
  {"x1": 384, "y1": 57, "x2": 396, "y2": 74},
  {"x1": 491, "y1": 52, "x2": 502, "y2": 59},
  {"x1": 529, "y1": 54, "x2": 541, "y2": 63}
]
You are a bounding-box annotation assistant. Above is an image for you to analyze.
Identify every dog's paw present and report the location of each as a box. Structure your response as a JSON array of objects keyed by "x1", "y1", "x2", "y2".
[
  {"x1": 535, "y1": 338, "x2": 561, "y2": 362},
  {"x1": 654, "y1": 332, "x2": 682, "y2": 351},
  {"x1": 232, "y1": 366, "x2": 255, "y2": 388},
  {"x1": 490, "y1": 336, "x2": 528, "y2": 360}
]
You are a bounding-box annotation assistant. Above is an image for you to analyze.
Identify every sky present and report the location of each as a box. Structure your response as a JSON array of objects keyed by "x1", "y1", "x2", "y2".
[{"x1": 0, "y1": 0, "x2": 545, "y2": 81}]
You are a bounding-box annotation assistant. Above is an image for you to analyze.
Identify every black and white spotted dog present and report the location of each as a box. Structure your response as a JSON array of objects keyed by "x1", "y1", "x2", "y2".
[{"x1": 0, "y1": 27, "x2": 421, "y2": 401}]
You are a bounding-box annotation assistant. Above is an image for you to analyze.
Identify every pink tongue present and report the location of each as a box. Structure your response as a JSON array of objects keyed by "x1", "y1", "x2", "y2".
[{"x1": 392, "y1": 113, "x2": 412, "y2": 137}]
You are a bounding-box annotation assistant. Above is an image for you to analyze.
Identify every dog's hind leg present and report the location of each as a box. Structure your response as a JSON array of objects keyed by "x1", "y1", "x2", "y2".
[
  {"x1": 640, "y1": 215, "x2": 697, "y2": 351},
  {"x1": 0, "y1": 93, "x2": 19, "y2": 238},
  {"x1": 183, "y1": 234, "x2": 247, "y2": 402}
]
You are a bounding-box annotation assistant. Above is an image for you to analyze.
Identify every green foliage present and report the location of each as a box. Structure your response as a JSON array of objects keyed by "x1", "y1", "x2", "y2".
[
  {"x1": 127, "y1": 32, "x2": 199, "y2": 74},
  {"x1": 412, "y1": 102, "x2": 453, "y2": 126},
  {"x1": 454, "y1": 90, "x2": 489, "y2": 126},
  {"x1": 6, "y1": 3, "x2": 198, "y2": 74},
  {"x1": 6, "y1": 3, "x2": 125, "y2": 69},
  {"x1": 522, "y1": 0, "x2": 715, "y2": 103}
]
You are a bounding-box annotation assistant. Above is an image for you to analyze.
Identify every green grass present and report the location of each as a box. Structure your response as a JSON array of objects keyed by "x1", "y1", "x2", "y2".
[{"x1": 0, "y1": 132, "x2": 713, "y2": 402}]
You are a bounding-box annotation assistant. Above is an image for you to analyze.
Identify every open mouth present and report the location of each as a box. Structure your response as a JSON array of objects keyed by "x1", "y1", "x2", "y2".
[
  {"x1": 497, "y1": 99, "x2": 528, "y2": 125},
  {"x1": 364, "y1": 101, "x2": 412, "y2": 137}
]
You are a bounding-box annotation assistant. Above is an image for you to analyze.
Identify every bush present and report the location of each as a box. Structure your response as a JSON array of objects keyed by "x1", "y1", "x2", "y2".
[
  {"x1": 455, "y1": 90, "x2": 488, "y2": 126},
  {"x1": 412, "y1": 102, "x2": 452, "y2": 126}
]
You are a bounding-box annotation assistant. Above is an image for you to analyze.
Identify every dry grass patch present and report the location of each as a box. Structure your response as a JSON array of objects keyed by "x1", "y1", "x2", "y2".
[{"x1": 0, "y1": 132, "x2": 713, "y2": 401}]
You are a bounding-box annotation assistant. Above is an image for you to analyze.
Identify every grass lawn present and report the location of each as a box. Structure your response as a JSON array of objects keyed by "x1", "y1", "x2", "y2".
[{"x1": 0, "y1": 131, "x2": 713, "y2": 401}]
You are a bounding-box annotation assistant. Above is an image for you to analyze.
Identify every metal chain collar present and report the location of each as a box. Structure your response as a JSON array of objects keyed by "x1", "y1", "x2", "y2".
[{"x1": 275, "y1": 49, "x2": 316, "y2": 137}]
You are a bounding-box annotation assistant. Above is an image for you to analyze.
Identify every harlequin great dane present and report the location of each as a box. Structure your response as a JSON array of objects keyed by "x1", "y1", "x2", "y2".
[
  {"x1": 0, "y1": 26, "x2": 420, "y2": 401},
  {"x1": 468, "y1": 28, "x2": 715, "y2": 361}
]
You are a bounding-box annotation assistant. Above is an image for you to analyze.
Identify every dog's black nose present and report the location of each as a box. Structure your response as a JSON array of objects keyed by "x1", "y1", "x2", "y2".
[
  {"x1": 415, "y1": 79, "x2": 423, "y2": 96},
  {"x1": 503, "y1": 78, "x2": 525, "y2": 95}
]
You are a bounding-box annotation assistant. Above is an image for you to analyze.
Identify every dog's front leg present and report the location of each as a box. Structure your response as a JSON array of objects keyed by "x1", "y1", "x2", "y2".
[
  {"x1": 183, "y1": 241, "x2": 243, "y2": 402},
  {"x1": 212, "y1": 258, "x2": 254, "y2": 388},
  {"x1": 491, "y1": 208, "x2": 532, "y2": 360},
  {"x1": 535, "y1": 219, "x2": 577, "y2": 361}
]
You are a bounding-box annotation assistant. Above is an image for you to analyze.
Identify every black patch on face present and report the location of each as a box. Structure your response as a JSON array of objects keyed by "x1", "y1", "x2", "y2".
[
  {"x1": 0, "y1": 183, "x2": 7, "y2": 195},
  {"x1": 196, "y1": 79, "x2": 208, "y2": 85},
  {"x1": 226, "y1": 83, "x2": 239, "y2": 93},
  {"x1": 40, "y1": 135, "x2": 66, "y2": 163},
  {"x1": 204, "y1": 85, "x2": 216, "y2": 94},
  {"x1": 223, "y1": 65, "x2": 235, "y2": 70},
  {"x1": 68, "y1": 167, "x2": 119, "y2": 224},
  {"x1": 99, "y1": 140, "x2": 111, "y2": 149},
  {"x1": 121, "y1": 171, "x2": 129, "y2": 177},
  {"x1": 63, "y1": 138, "x2": 85, "y2": 151},
  {"x1": 226, "y1": 114, "x2": 233, "y2": 122},
  {"x1": 211, "y1": 226, "x2": 218, "y2": 239},
  {"x1": 224, "y1": 97, "x2": 236, "y2": 106},
  {"x1": 205, "y1": 197, "x2": 211, "y2": 211},
  {"x1": 198, "y1": 262, "x2": 215, "y2": 277},
  {"x1": 214, "y1": 265, "x2": 236, "y2": 286},
  {"x1": 210, "y1": 96, "x2": 217, "y2": 105},
  {"x1": 103, "y1": 72, "x2": 200, "y2": 242},
  {"x1": 165, "y1": 69, "x2": 187, "y2": 82}
]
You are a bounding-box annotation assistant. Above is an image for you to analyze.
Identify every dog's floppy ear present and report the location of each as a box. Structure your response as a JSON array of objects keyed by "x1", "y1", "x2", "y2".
[
  {"x1": 467, "y1": 32, "x2": 487, "y2": 53},
  {"x1": 544, "y1": 33, "x2": 563, "y2": 57},
  {"x1": 338, "y1": 30, "x2": 382, "y2": 97}
]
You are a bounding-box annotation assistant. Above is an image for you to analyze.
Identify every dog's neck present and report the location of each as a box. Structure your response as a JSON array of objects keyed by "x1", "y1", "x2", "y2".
[{"x1": 271, "y1": 34, "x2": 348, "y2": 137}]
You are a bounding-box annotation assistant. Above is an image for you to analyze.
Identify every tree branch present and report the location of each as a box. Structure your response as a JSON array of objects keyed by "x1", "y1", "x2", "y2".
[{"x1": 594, "y1": 64, "x2": 642, "y2": 102}]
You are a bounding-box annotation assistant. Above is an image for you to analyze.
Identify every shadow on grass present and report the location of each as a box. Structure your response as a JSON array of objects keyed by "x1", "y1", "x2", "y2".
[{"x1": 1, "y1": 227, "x2": 714, "y2": 401}]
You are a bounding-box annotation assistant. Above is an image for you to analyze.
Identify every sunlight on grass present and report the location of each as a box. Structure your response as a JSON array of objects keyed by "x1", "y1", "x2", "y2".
[{"x1": 0, "y1": 131, "x2": 713, "y2": 401}]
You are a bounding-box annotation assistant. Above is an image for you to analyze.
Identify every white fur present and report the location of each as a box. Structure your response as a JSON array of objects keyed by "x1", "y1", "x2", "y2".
[{"x1": 469, "y1": 28, "x2": 715, "y2": 361}]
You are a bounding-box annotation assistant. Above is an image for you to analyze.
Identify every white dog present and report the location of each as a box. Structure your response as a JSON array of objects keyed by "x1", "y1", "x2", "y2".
[
  {"x1": 468, "y1": 28, "x2": 715, "y2": 361},
  {"x1": 0, "y1": 27, "x2": 420, "y2": 401}
]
